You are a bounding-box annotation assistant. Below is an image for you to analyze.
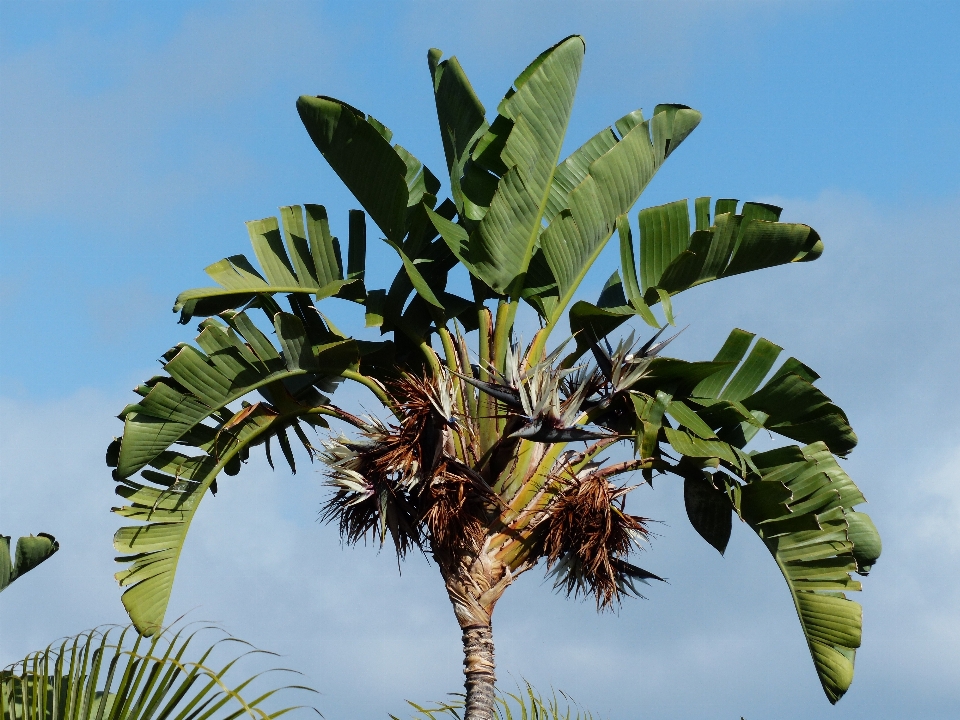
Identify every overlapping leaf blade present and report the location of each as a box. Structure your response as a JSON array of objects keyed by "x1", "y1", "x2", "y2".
[
  {"x1": 297, "y1": 96, "x2": 439, "y2": 242},
  {"x1": 111, "y1": 311, "x2": 356, "y2": 635},
  {"x1": 638, "y1": 198, "x2": 691, "y2": 293},
  {"x1": 742, "y1": 370, "x2": 858, "y2": 455},
  {"x1": 459, "y1": 35, "x2": 585, "y2": 295},
  {"x1": 686, "y1": 329, "x2": 857, "y2": 455},
  {"x1": 538, "y1": 104, "x2": 701, "y2": 324},
  {"x1": 614, "y1": 325, "x2": 874, "y2": 703},
  {"x1": 623, "y1": 197, "x2": 823, "y2": 305},
  {"x1": 112, "y1": 405, "x2": 278, "y2": 636},
  {"x1": 427, "y1": 49, "x2": 489, "y2": 218},
  {"x1": 115, "y1": 312, "x2": 350, "y2": 479},
  {"x1": 422, "y1": 39, "x2": 701, "y2": 326},
  {"x1": 174, "y1": 205, "x2": 352, "y2": 323},
  {"x1": 683, "y1": 473, "x2": 732, "y2": 554},
  {"x1": 734, "y1": 443, "x2": 881, "y2": 703}
]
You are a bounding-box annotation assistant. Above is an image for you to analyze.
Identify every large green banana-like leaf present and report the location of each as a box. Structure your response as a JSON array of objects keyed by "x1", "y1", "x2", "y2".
[
  {"x1": 657, "y1": 328, "x2": 872, "y2": 702},
  {"x1": 111, "y1": 309, "x2": 357, "y2": 635},
  {"x1": 427, "y1": 49, "x2": 489, "y2": 219},
  {"x1": 294, "y1": 77, "x2": 474, "y2": 340},
  {"x1": 619, "y1": 197, "x2": 823, "y2": 305},
  {"x1": 687, "y1": 329, "x2": 857, "y2": 455},
  {"x1": 544, "y1": 102, "x2": 699, "y2": 234},
  {"x1": 113, "y1": 403, "x2": 277, "y2": 636},
  {"x1": 315, "y1": 38, "x2": 700, "y2": 329},
  {"x1": 428, "y1": 38, "x2": 701, "y2": 309},
  {"x1": 1, "y1": 622, "x2": 315, "y2": 719},
  {"x1": 0, "y1": 533, "x2": 58, "y2": 593},
  {"x1": 297, "y1": 95, "x2": 439, "y2": 242},
  {"x1": 542, "y1": 111, "x2": 641, "y2": 227},
  {"x1": 643, "y1": 396, "x2": 875, "y2": 703},
  {"x1": 730, "y1": 443, "x2": 881, "y2": 703},
  {"x1": 174, "y1": 205, "x2": 355, "y2": 324},
  {"x1": 114, "y1": 310, "x2": 354, "y2": 478},
  {"x1": 454, "y1": 35, "x2": 585, "y2": 295},
  {"x1": 536, "y1": 104, "x2": 701, "y2": 324}
]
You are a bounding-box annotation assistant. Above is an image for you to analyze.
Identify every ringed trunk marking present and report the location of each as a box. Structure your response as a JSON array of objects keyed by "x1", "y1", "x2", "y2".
[{"x1": 462, "y1": 624, "x2": 496, "y2": 720}]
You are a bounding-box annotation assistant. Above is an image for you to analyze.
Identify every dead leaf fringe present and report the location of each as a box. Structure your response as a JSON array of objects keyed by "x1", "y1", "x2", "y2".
[
  {"x1": 319, "y1": 428, "x2": 423, "y2": 557},
  {"x1": 321, "y1": 371, "x2": 489, "y2": 560},
  {"x1": 543, "y1": 474, "x2": 652, "y2": 609}
]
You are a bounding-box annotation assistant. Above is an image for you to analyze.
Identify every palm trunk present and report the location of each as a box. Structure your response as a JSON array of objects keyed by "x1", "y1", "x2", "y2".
[
  {"x1": 461, "y1": 623, "x2": 496, "y2": 720},
  {"x1": 440, "y1": 551, "x2": 513, "y2": 720}
]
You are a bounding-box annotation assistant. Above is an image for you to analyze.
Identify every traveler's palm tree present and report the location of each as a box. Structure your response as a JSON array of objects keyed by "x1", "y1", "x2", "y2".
[{"x1": 108, "y1": 36, "x2": 881, "y2": 719}]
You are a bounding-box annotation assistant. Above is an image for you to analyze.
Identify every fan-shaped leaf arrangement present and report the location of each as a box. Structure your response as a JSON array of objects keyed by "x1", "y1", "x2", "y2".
[
  {"x1": 108, "y1": 34, "x2": 880, "y2": 716},
  {"x1": 1, "y1": 621, "x2": 316, "y2": 720}
]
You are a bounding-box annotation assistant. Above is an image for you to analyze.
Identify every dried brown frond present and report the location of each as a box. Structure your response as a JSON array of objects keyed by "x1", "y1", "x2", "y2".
[
  {"x1": 542, "y1": 474, "x2": 653, "y2": 609},
  {"x1": 319, "y1": 427, "x2": 423, "y2": 557},
  {"x1": 420, "y1": 465, "x2": 489, "y2": 561},
  {"x1": 320, "y1": 370, "x2": 489, "y2": 562}
]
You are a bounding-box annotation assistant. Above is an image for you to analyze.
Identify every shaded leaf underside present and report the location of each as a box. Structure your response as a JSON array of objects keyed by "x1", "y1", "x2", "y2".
[{"x1": 111, "y1": 309, "x2": 353, "y2": 635}]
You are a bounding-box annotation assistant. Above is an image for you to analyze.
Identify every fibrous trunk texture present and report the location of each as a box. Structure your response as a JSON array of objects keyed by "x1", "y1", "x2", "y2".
[
  {"x1": 462, "y1": 624, "x2": 496, "y2": 720},
  {"x1": 441, "y1": 552, "x2": 512, "y2": 720}
]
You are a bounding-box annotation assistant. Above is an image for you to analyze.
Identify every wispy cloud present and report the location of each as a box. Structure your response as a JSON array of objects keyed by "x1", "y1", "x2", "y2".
[{"x1": 0, "y1": 1, "x2": 335, "y2": 221}]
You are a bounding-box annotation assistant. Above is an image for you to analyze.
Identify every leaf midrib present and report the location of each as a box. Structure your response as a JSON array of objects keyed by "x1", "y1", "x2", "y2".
[{"x1": 118, "y1": 412, "x2": 288, "y2": 636}]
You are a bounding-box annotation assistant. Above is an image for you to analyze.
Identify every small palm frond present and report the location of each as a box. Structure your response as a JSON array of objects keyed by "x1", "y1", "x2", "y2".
[
  {"x1": 0, "y1": 621, "x2": 317, "y2": 720},
  {"x1": 543, "y1": 474, "x2": 658, "y2": 609},
  {"x1": 398, "y1": 680, "x2": 601, "y2": 720}
]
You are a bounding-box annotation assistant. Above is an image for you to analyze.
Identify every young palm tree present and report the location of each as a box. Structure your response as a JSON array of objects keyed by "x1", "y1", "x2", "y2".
[
  {"x1": 107, "y1": 36, "x2": 881, "y2": 719},
  {"x1": 1, "y1": 621, "x2": 314, "y2": 719}
]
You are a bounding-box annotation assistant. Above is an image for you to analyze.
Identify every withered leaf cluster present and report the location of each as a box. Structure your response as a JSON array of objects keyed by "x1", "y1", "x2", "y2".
[{"x1": 320, "y1": 332, "x2": 666, "y2": 608}]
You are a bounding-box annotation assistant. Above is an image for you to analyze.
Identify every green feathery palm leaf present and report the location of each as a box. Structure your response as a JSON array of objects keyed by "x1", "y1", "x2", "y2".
[
  {"x1": 0, "y1": 622, "x2": 315, "y2": 720},
  {"x1": 396, "y1": 680, "x2": 599, "y2": 720}
]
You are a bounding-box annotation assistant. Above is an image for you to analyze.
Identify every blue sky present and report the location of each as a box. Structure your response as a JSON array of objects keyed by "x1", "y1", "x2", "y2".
[{"x1": 1, "y1": 1, "x2": 958, "y2": 718}]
